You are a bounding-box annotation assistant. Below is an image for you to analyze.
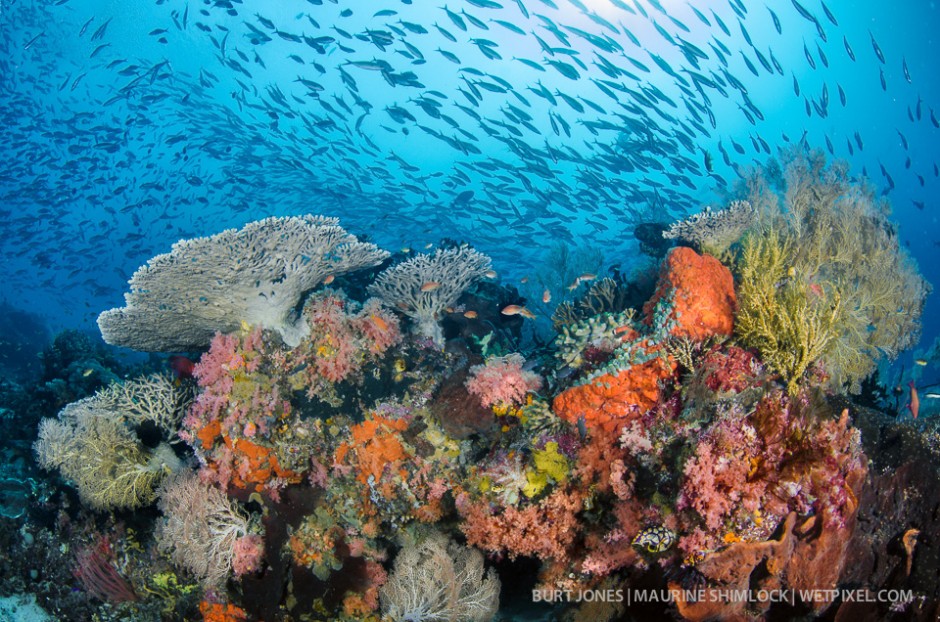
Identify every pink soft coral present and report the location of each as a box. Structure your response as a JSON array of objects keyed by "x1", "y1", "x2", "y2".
[
  {"x1": 465, "y1": 353, "x2": 542, "y2": 408},
  {"x1": 232, "y1": 534, "x2": 265, "y2": 577},
  {"x1": 353, "y1": 298, "x2": 402, "y2": 353},
  {"x1": 678, "y1": 441, "x2": 744, "y2": 531},
  {"x1": 293, "y1": 292, "x2": 402, "y2": 392},
  {"x1": 677, "y1": 414, "x2": 768, "y2": 531}
]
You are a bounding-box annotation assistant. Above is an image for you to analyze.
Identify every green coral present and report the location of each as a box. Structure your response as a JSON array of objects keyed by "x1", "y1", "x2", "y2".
[{"x1": 735, "y1": 150, "x2": 930, "y2": 393}]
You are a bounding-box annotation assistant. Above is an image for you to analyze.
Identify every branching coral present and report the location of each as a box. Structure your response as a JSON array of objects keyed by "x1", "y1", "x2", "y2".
[
  {"x1": 737, "y1": 150, "x2": 930, "y2": 393},
  {"x1": 368, "y1": 245, "x2": 492, "y2": 344},
  {"x1": 95, "y1": 372, "x2": 195, "y2": 435},
  {"x1": 98, "y1": 215, "x2": 388, "y2": 351}
]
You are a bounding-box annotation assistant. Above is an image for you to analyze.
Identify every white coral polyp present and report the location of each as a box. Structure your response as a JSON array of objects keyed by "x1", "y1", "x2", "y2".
[{"x1": 97, "y1": 215, "x2": 388, "y2": 351}]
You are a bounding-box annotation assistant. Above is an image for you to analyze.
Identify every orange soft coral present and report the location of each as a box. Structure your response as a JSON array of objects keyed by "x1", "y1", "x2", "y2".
[
  {"x1": 335, "y1": 416, "x2": 410, "y2": 488},
  {"x1": 193, "y1": 417, "x2": 302, "y2": 492},
  {"x1": 643, "y1": 246, "x2": 736, "y2": 340},
  {"x1": 223, "y1": 436, "x2": 301, "y2": 492},
  {"x1": 552, "y1": 358, "x2": 673, "y2": 435},
  {"x1": 199, "y1": 602, "x2": 248, "y2": 622}
]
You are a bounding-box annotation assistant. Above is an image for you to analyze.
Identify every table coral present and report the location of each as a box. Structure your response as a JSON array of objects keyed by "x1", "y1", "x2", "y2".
[{"x1": 98, "y1": 216, "x2": 389, "y2": 351}]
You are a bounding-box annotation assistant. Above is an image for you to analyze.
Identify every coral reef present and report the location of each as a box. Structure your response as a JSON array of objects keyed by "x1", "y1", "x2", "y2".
[
  {"x1": 11, "y1": 201, "x2": 935, "y2": 622},
  {"x1": 180, "y1": 292, "x2": 401, "y2": 494},
  {"x1": 553, "y1": 309, "x2": 636, "y2": 370}
]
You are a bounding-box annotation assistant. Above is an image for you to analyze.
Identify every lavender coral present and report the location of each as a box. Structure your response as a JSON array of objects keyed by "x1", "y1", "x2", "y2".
[
  {"x1": 98, "y1": 215, "x2": 389, "y2": 351},
  {"x1": 367, "y1": 245, "x2": 491, "y2": 344}
]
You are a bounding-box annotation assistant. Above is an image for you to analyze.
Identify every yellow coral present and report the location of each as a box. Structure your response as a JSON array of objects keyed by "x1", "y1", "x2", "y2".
[
  {"x1": 735, "y1": 228, "x2": 841, "y2": 395},
  {"x1": 532, "y1": 441, "x2": 570, "y2": 483},
  {"x1": 522, "y1": 469, "x2": 548, "y2": 498}
]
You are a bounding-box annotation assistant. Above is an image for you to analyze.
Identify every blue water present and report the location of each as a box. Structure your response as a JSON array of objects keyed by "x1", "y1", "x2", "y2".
[{"x1": 1, "y1": 0, "x2": 938, "y2": 370}]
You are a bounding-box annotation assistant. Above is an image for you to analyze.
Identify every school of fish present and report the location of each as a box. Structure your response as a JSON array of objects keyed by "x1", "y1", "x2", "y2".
[{"x1": 0, "y1": 0, "x2": 936, "y2": 328}]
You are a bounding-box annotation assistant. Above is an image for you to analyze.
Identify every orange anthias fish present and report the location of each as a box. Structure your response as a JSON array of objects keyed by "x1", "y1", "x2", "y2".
[
  {"x1": 421, "y1": 281, "x2": 442, "y2": 292},
  {"x1": 501, "y1": 304, "x2": 535, "y2": 319},
  {"x1": 542, "y1": 289, "x2": 551, "y2": 304},
  {"x1": 908, "y1": 381, "x2": 920, "y2": 419},
  {"x1": 463, "y1": 310, "x2": 478, "y2": 319},
  {"x1": 323, "y1": 274, "x2": 335, "y2": 285},
  {"x1": 370, "y1": 314, "x2": 389, "y2": 332}
]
